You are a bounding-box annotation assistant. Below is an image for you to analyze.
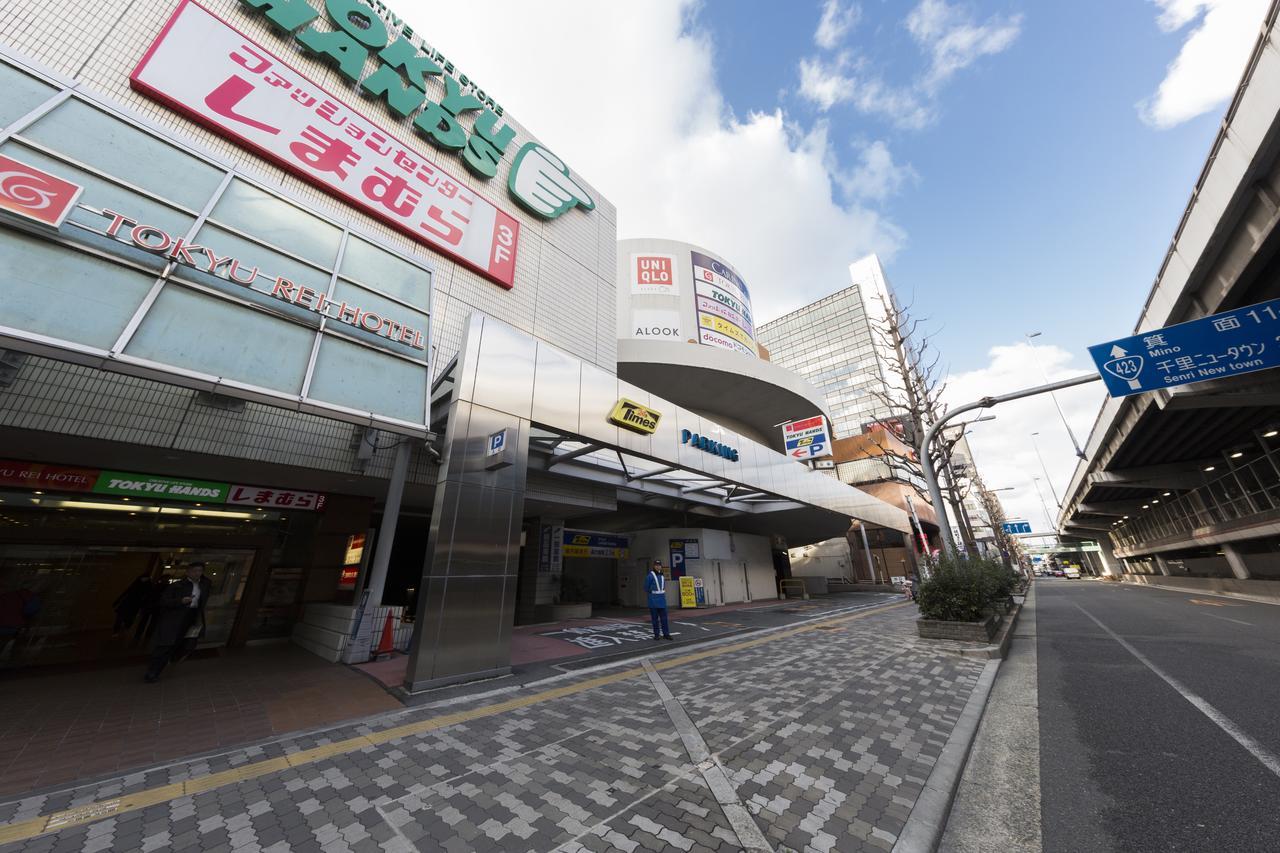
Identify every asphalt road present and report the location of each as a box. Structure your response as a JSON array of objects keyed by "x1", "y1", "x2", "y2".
[{"x1": 1037, "y1": 579, "x2": 1280, "y2": 852}]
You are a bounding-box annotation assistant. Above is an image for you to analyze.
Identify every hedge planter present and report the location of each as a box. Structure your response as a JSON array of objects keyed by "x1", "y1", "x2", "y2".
[{"x1": 916, "y1": 614, "x2": 998, "y2": 643}]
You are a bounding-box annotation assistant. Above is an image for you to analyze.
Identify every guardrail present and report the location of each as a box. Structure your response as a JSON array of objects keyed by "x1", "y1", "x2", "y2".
[
  {"x1": 779, "y1": 578, "x2": 809, "y2": 600},
  {"x1": 1111, "y1": 451, "x2": 1280, "y2": 551}
]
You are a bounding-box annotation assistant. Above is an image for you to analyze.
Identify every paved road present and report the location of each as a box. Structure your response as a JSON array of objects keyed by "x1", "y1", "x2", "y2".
[
  {"x1": 1037, "y1": 580, "x2": 1280, "y2": 852},
  {"x1": 0, "y1": 599, "x2": 983, "y2": 853}
]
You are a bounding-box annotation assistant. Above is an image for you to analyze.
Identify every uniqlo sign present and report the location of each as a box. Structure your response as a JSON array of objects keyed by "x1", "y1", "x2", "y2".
[
  {"x1": 130, "y1": 1, "x2": 519, "y2": 289},
  {"x1": 631, "y1": 253, "x2": 678, "y2": 295},
  {"x1": 0, "y1": 153, "x2": 83, "y2": 229}
]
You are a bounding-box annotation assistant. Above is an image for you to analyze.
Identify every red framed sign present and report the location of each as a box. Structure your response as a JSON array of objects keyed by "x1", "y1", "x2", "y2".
[
  {"x1": 130, "y1": 1, "x2": 519, "y2": 289},
  {"x1": 0, "y1": 153, "x2": 83, "y2": 229}
]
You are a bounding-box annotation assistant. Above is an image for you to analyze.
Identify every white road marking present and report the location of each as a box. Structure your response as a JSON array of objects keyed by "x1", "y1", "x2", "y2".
[
  {"x1": 1203, "y1": 613, "x2": 1253, "y2": 627},
  {"x1": 1074, "y1": 602, "x2": 1280, "y2": 779}
]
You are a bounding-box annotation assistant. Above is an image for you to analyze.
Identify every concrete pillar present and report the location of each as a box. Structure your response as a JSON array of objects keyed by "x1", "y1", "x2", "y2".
[
  {"x1": 1095, "y1": 537, "x2": 1123, "y2": 577},
  {"x1": 403, "y1": 397, "x2": 529, "y2": 692},
  {"x1": 1222, "y1": 543, "x2": 1252, "y2": 580},
  {"x1": 1154, "y1": 554, "x2": 1172, "y2": 576}
]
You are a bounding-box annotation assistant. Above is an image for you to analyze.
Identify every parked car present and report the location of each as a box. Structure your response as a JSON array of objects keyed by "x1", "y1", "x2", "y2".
[{"x1": 1064, "y1": 566, "x2": 1081, "y2": 579}]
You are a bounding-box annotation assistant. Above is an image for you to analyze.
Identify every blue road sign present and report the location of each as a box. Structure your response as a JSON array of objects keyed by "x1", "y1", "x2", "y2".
[
  {"x1": 1002, "y1": 521, "x2": 1032, "y2": 535},
  {"x1": 1088, "y1": 298, "x2": 1280, "y2": 397}
]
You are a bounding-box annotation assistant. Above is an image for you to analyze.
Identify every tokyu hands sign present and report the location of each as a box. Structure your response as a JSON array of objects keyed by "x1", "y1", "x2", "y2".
[{"x1": 235, "y1": 0, "x2": 592, "y2": 219}]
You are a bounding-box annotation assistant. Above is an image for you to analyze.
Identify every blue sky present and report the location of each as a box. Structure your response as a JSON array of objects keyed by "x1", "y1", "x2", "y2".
[
  {"x1": 697, "y1": 0, "x2": 1236, "y2": 371},
  {"x1": 419, "y1": 0, "x2": 1267, "y2": 527}
]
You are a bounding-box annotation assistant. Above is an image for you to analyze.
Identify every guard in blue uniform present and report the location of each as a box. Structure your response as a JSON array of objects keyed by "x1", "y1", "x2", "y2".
[{"x1": 645, "y1": 560, "x2": 672, "y2": 641}]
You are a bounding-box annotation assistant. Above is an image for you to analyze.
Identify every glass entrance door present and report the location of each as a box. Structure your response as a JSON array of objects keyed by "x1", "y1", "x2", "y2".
[{"x1": 0, "y1": 544, "x2": 256, "y2": 670}]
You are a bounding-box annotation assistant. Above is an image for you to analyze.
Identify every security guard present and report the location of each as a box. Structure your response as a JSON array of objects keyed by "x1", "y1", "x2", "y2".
[{"x1": 645, "y1": 560, "x2": 672, "y2": 641}]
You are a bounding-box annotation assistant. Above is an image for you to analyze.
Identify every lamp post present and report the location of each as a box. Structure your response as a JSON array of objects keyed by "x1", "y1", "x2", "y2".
[
  {"x1": 1030, "y1": 431, "x2": 1062, "y2": 509},
  {"x1": 1026, "y1": 332, "x2": 1086, "y2": 460},
  {"x1": 919, "y1": 372, "x2": 1102, "y2": 553},
  {"x1": 1031, "y1": 476, "x2": 1055, "y2": 532}
]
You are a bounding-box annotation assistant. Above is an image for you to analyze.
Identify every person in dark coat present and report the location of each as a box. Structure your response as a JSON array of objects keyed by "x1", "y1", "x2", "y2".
[
  {"x1": 112, "y1": 573, "x2": 153, "y2": 636},
  {"x1": 144, "y1": 563, "x2": 211, "y2": 683}
]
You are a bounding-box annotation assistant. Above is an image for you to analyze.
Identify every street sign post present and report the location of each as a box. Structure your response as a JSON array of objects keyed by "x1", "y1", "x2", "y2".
[
  {"x1": 1089, "y1": 298, "x2": 1280, "y2": 397},
  {"x1": 781, "y1": 416, "x2": 833, "y2": 461},
  {"x1": 1002, "y1": 520, "x2": 1033, "y2": 535}
]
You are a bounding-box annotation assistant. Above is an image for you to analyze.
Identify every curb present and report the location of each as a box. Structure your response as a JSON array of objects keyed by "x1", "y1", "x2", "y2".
[
  {"x1": 925, "y1": 595, "x2": 1025, "y2": 661},
  {"x1": 891, "y1": 651, "x2": 1002, "y2": 852}
]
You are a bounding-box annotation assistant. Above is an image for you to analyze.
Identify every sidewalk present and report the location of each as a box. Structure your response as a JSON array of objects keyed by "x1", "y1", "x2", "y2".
[
  {"x1": 0, "y1": 646, "x2": 400, "y2": 799},
  {"x1": 356, "y1": 593, "x2": 887, "y2": 691},
  {"x1": 938, "y1": 583, "x2": 1041, "y2": 852},
  {"x1": 0, "y1": 598, "x2": 988, "y2": 853}
]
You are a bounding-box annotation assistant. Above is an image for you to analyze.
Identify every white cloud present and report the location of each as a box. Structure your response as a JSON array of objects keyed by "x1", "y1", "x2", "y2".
[
  {"x1": 401, "y1": 1, "x2": 904, "y2": 322},
  {"x1": 906, "y1": 0, "x2": 1023, "y2": 93},
  {"x1": 798, "y1": 0, "x2": 1019, "y2": 126},
  {"x1": 815, "y1": 0, "x2": 861, "y2": 50},
  {"x1": 841, "y1": 140, "x2": 919, "y2": 201},
  {"x1": 798, "y1": 54, "x2": 934, "y2": 129},
  {"x1": 944, "y1": 342, "x2": 1106, "y2": 536},
  {"x1": 1139, "y1": 0, "x2": 1269, "y2": 129}
]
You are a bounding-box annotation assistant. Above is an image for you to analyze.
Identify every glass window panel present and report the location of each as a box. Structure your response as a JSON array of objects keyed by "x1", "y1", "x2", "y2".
[
  {"x1": 210, "y1": 179, "x2": 340, "y2": 268},
  {"x1": 0, "y1": 141, "x2": 194, "y2": 271},
  {"x1": 307, "y1": 335, "x2": 427, "y2": 424},
  {"x1": 339, "y1": 236, "x2": 430, "y2": 307},
  {"x1": 22, "y1": 98, "x2": 222, "y2": 210},
  {"x1": 1, "y1": 232, "x2": 154, "y2": 349},
  {"x1": 0, "y1": 61, "x2": 56, "y2": 128},
  {"x1": 330, "y1": 279, "x2": 428, "y2": 362},
  {"x1": 124, "y1": 286, "x2": 312, "y2": 393},
  {"x1": 193, "y1": 223, "x2": 330, "y2": 295}
]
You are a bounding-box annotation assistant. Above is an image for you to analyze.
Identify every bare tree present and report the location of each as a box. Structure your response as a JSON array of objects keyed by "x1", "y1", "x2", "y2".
[{"x1": 853, "y1": 292, "x2": 978, "y2": 550}]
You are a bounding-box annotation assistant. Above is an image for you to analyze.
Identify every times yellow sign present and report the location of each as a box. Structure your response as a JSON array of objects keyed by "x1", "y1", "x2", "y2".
[{"x1": 608, "y1": 398, "x2": 661, "y2": 434}]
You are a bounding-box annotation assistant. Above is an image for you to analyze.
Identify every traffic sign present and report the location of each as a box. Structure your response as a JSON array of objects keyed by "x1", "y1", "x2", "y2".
[
  {"x1": 781, "y1": 415, "x2": 832, "y2": 460},
  {"x1": 1002, "y1": 520, "x2": 1032, "y2": 535},
  {"x1": 1088, "y1": 298, "x2": 1280, "y2": 397}
]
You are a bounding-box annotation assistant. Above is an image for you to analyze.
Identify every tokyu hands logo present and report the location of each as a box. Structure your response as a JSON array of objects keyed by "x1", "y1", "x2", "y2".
[{"x1": 508, "y1": 143, "x2": 594, "y2": 220}]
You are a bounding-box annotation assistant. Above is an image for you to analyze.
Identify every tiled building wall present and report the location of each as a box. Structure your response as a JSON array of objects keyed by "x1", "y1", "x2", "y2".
[{"x1": 0, "y1": 0, "x2": 616, "y2": 479}]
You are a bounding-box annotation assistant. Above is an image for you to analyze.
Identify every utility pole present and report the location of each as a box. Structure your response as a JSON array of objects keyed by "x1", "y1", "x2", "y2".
[
  {"x1": 920, "y1": 373, "x2": 1102, "y2": 553},
  {"x1": 1026, "y1": 331, "x2": 1086, "y2": 459}
]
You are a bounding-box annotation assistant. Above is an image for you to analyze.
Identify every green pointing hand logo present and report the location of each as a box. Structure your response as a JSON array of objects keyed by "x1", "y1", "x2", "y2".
[{"x1": 507, "y1": 143, "x2": 595, "y2": 220}]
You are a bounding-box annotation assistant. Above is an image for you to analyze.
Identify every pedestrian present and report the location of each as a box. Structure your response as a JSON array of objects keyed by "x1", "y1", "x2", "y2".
[
  {"x1": 645, "y1": 560, "x2": 672, "y2": 641},
  {"x1": 111, "y1": 573, "x2": 153, "y2": 636},
  {"x1": 0, "y1": 585, "x2": 41, "y2": 663},
  {"x1": 144, "y1": 562, "x2": 211, "y2": 683}
]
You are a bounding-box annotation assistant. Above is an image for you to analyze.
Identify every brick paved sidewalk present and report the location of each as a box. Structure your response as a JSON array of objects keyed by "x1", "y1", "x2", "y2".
[{"x1": 0, "y1": 601, "x2": 984, "y2": 853}]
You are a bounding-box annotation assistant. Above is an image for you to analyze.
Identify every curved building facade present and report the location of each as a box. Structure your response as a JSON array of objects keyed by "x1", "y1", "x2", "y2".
[{"x1": 617, "y1": 238, "x2": 830, "y2": 449}]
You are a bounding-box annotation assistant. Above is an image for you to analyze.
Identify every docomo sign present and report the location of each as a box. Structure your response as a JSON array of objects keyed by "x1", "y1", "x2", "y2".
[
  {"x1": 130, "y1": 1, "x2": 519, "y2": 289},
  {"x1": 99, "y1": 209, "x2": 426, "y2": 350}
]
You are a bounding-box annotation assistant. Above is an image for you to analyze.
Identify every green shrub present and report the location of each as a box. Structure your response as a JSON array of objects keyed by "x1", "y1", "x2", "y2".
[{"x1": 916, "y1": 552, "x2": 1015, "y2": 622}]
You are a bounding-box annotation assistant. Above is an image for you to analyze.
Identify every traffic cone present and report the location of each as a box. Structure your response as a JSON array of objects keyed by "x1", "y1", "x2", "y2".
[{"x1": 373, "y1": 611, "x2": 396, "y2": 658}]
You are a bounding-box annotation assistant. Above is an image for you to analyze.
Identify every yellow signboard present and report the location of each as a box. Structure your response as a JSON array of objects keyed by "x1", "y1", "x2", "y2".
[
  {"x1": 679, "y1": 576, "x2": 697, "y2": 608},
  {"x1": 698, "y1": 313, "x2": 755, "y2": 348},
  {"x1": 608, "y1": 398, "x2": 661, "y2": 434}
]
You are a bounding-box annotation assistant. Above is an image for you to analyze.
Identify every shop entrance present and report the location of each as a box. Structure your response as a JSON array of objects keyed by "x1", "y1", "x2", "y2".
[{"x1": 0, "y1": 544, "x2": 258, "y2": 670}]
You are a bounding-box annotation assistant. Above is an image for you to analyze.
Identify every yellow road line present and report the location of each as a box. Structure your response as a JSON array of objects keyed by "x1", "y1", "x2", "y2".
[{"x1": 0, "y1": 601, "x2": 906, "y2": 844}]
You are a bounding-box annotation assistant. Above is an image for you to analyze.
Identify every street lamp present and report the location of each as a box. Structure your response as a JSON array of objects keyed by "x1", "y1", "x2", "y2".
[
  {"x1": 1031, "y1": 476, "x2": 1055, "y2": 532},
  {"x1": 1026, "y1": 332, "x2": 1086, "y2": 460},
  {"x1": 1030, "y1": 431, "x2": 1062, "y2": 509}
]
